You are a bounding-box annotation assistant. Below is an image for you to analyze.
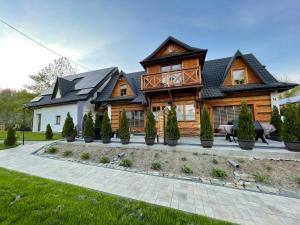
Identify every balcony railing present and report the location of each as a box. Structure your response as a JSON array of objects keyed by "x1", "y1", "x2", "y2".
[{"x1": 141, "y1": 67, "x2": 201, "y2": 91}]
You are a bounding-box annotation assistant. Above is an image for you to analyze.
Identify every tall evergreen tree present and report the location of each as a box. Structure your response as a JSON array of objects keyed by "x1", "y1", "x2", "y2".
[
  {"x1": 237, "y1": 102, "x2": 255, "y2": 140},
  {"x1": 145, "y1": 111, "x2": 157, "y2": 139},
  {"x1": 45, "y1": 124, "x2": 53, "y2": 139},
  {"x1": 200, "y1": 105, "x2": 213, "y2": 140},
  {"x1": 63, "y1": 113, "x2": 75, "y2": 137},
  {"x1": 101, "y1": 111, "x2": 112, "y2": 139},
  {"x1": 83, "y1": 111, "x2": 94, "y2": 137},
  {"x1": 166, "y1": 107, "x2": 180, "y2": 140},
  {"x1": 4, "y1": 126, "x2": 17, "y2": 146},
  {"x1": 281, "y1": 104, "x2": 300, "y2": 141},
  {"x1": 119, "y1": 110, "x2": 130, "y2": 139},
  {"x1": 270, "y1": 106, "x2": 282, "y2": 135}
]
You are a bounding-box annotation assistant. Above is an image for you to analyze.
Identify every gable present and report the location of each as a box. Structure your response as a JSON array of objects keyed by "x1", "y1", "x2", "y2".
[
  {"x1": 154, "y1": 42, "x2": 187, "y2": 58},
  {"x1": 223, "y1": 57, "x2": 263, "y2": 86},
  {"x1": 111, "y1": 76, "x2": 134, "y2": 97}
]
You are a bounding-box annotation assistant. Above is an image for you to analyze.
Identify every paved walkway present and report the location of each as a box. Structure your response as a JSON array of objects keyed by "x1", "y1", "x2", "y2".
[{"x1": 0, "y1": 142, "x2": 299, "y2": 225}]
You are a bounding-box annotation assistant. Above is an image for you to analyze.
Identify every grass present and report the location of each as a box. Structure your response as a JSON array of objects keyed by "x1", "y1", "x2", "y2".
[
  {"x1": 119, "y1": 159, "x2": 132, "y2": 168},
  {"x1": 0, "y1": 131, "x2": 63, "y2": 141},
  {"x1": 99, "y1": 156, "x2": 110, "y2": 164},
  {"x1": 151, "y1": 162, "x2": 161, "y2": 170},
  {"x1": 47, "y1": 147, "x2": 58, "y2": 154},
  {"x1": 253, "y1": 171, "x2": 269, "y2": 183},
  {"x1": 81, "y1": 152, "x2": 90, "y2": 160},
  {"x1": 212, "y1": 159, "x2": 218, "y2": 164},
  {"x1": 212, "y1": 168, "x2": 227, "y2": 179},
  {"x1": 0, "y1": 143, "x2": 19, "y2": 150},
  {"x1": 63, "y1": 150, "x2": 73, "y2": 157},
  {"x1": 295, "y1": 176, "x2": 300, "y2": 185},
  {"x1": 0, "y1": 168, "x2": 231, "y2": 225},
  {"x1": 181, "y1": 165, "x2": 193, "y2": 174}
]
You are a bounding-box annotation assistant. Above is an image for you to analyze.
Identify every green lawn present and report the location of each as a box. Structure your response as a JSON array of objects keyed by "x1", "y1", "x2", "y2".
[
  {"x1": 0, "y1": 143, "x2": 19, "y2": 150},
  {"x1": 0, "y1": 168, "x2": 231, "y2": 225},
  {"x1": 0, "y1": 131, "x2": 63, "y2": 141}
]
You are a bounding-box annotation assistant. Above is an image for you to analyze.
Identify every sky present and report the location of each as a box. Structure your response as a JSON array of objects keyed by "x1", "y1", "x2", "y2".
[{"x1": 0, "y1": 0, "x2": 300, "y2": 89}]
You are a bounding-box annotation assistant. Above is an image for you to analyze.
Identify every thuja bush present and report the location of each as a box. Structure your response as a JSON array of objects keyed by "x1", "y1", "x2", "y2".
[
  {"x1": 270, "y1": 106, "x2": 282, "y2": 135},
  {"x1": 101, "y1": 111, "x2": 112, "y2": 139},
  {"x1": 63, "y1": 113, "x2": 75, "y2": 137},
  {"x1": 166, "y1": 107, "x2": 180, "y2": 140},
  {"x1": 237, "y1": 102, "x2": 255, "y2": 141},
  {"x1": 281, "y1": 104, "x2": 300, "y2": 141},
  {"x1": 83, "y1": 111, "x2": 94, "y2": 137},
  {"x1": 45, "y1": 124, "x2": 53, "y2": 139},
  {"x1": 145, "y1": 111, "x2": 157, "y2": 139},
  {"x1": 4, "y1": 126, "x2": 17, "y2": 146},
  {"x1": 119, "y1": 110, "x2": 130, "y2": 139},
  {"x1": 200, "y1": 105, "x2": 213, "y2": 140}
]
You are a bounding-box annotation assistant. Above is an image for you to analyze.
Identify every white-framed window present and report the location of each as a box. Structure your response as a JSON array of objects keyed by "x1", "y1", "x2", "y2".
[
  {"x1": 120, "y1": 85, "x2": 127, "y2": 96},
  {"x1": 185, "y1": 104, "x2": 196, "y2": 121},
  {"x1": 176, "y1": 105, "x2": 184, "y2": 121},
  {"x1": 55, "y1": 115, "x2": 61, "y2": 125},
  {"x1": 232, "y1": 69, "x2": 245, "y2": 85},
  {"x1": 152, "y1": 106, "x2": 161, "y2": 120}
]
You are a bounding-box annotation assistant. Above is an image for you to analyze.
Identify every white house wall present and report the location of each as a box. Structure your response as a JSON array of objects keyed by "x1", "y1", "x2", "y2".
[{"x1": 32, "y1": 104, "x2": 78, "y2": 132}]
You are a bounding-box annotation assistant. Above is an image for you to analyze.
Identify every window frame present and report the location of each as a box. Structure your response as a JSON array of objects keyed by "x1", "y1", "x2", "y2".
[
  {"x1": 123, "y1": 110, "x2": 144, "y2": 128},
  {"x1": 55, "y1": 115, "x2": 61, "y2": 125},
  {"x1": 231, "y1": 68, "x2": 247, "y2": 85},
  {"x1": 174, "y1": 103, "x2": 196, "y2": 122},
  {"x1": 120, "y1": 84, "x2": 127, "y2": 96}
]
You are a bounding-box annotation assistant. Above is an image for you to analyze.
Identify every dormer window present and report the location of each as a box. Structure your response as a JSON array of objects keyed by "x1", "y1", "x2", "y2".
[
  {"x1": 232, "y1": 69, "x2": 245, "y2": 85},
  {"x1": 120, "y1": 84, "x2": 127, "y2": 96}
]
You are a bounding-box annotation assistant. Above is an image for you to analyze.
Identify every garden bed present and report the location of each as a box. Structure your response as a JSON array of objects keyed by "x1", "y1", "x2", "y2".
[{"x1": 42, "y1": 143, "x2": 300, "y2": 192}]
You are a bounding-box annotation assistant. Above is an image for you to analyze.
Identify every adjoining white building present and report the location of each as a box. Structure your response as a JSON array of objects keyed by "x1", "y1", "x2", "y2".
[{"x1": 26, "y1": 67, "x2": 118, "y2": 132}]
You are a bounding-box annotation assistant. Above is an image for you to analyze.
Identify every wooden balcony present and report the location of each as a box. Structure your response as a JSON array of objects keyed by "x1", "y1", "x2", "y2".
[{"x1": 141, "y1": 67, "x2": 201, "y2": 91}]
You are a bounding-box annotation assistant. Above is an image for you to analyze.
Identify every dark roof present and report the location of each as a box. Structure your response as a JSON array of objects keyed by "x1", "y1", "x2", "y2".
[
  {"x1": 92, "y1": 71, "x2": 146, "y2": 104},
  {"x1": 140, "y1": 36, "x2": 207, "y2": 67},
  {"x1": 202, "y1": 51, "x2": 297, "y2": 99},
  {"x1": 26, "y1": 67, "x2": 118, "y2": 108}
]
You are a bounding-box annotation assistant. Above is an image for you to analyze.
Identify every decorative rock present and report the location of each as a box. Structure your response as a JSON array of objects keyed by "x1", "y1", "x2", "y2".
[
  {"x1": 177, "y1": 176, "x2": 192, "y2": 181},
  {"x1": 240, "y1": 173, "x2": 255, "y2": 182},
  {"x1": 244, "y1": 182, "x2": 259, "y2": 192},
  {"x1": 233, "y1": 171, "x2": 241, "y2": 181},
  {"x1": 279, "y1": 190, "x2": 300, "y2": 199},
  {"x1": 199, "y1": 178, "x2": 211, "y2": 184},
  {"x1": 152, "y1": 172, "x2": 160, "y2": 176},
  {"x1": 224, "y1": 182, "x2": 236, "y2": 188},
  {"x1": 211, "y1": 179, "x2": 225, "y2": 186},
  {"x1": 258, "y1": 185, "x2": 279, "y2": 194}
]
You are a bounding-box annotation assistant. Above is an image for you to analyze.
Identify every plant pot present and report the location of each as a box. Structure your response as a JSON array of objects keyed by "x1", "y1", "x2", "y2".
[
  {"x1": 65, "y1": 136, "x2": 75, "y2": 142},
  {"x1": 102, "y1": 136, "x2": 111, "y2": 144},
  {"x1": 145, "y1": 137, "x2": 155, "y2": 145},
  {"x1": 94, "y1": 128, "x2": 101, "y2": 140},
  {"x1": 84, "y1": 136, "x2": 94, "y2": 143},
  {"x1": 167, "y1": 138, "x2": 177, "y2": 146},
  {"x1": 201, "y1": 139, "x2": 214, "y2": 148},
  {"x1": 284, "y1": 141, "x2": 300, "y2": 152},
  {"x1": 120, "y1": 137, "x2": 130, "y2": 144},
  {"x1": 238, "y1": 140, "x2": 255, "y2": 150}
]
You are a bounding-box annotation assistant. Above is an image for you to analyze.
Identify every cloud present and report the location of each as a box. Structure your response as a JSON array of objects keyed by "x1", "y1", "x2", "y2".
[{"x1": 0, "y1": 29, "x2": 84, "y2": 89}]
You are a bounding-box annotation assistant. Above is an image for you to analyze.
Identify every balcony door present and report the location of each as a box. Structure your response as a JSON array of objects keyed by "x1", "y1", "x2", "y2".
[{"x1": 161, "y1": 64, "x2": 182, "y2": 87}]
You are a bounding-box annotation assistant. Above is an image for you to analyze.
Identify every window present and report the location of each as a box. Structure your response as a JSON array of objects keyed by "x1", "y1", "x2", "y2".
[
  {"x1": 232, "y1": 69, "x2": 245, "y2": 85},
  {"x1": 175, "y1": 104, "x2": 195, "y2": 121},
  {"x1": 55, "y1": 115, "x2": 61, "y2": 125},
  {"x1": 125, "y1": 111, "x2": 144, "y2": 128},
  {"x1": 185, "y1": 104, "x2": 196, "y2": 121},
  {"x1": 152, "y1": 106, "x2": 161, "y2": 120},
  {"x1": 213, "y1": 105, "x2": 253, "y2": 128},
  {"x1": 120, "y1": 85, "x2": 127, "y2": 96}
]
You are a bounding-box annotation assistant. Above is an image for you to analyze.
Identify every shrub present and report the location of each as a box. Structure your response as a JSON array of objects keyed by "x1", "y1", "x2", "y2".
[
  {"x1": 151, "y1": 162, "x2": 161, "y2": 170},
  {"x1": 119, "y1": 159, "x2": 132, "y2": 167},
  {"x1": 154, "y1": 152, "x2": 159, "y2": 158},
  {"x1": 4, "y1": 126, "x2": 17, "y2": 146},
  {"x1": 181, "y1": 165, "x2": 193, "y2": 174},
  {"x1": 295, "y1": 176, "x2": 300, "y2": 185},
  {"x1": 99, "y1": 156, "x2": 110, "y2": 164},
  {"x1": 83, "y1": 111, "x2": 94, "y2": 137},
  {"x1": 48, "y1": 147, "x2": 58, "y2": 154},
  {"x1": 212, "y1": 159, "x2": 218, "y2": 164},
  {"x1": 45, "y1": 124, "x2": 53, "y2": 139},
  {"x1": 63, "y1": 150, "x2": 72, "y2": 157},
  {"x1": 82, "y1": 114, "x2": 87, "y2": 134},
  {"x1": 237, "y1": 102, "x2": 255, "y2": 141},
  {"x1": 237, "y1": 159, "x2": 245, "y2": 164},
  {"x1": 119, "y1": 110, "x2": 130, "y2": 139},
  {"x1": 63, "y1": 113, "x2": 75, "y2": 137},
  {"x1": 193, "y1": 152, "x2": 198, "y2": 156},
  {"x1": 101, "y1": 111, "x2": 112, "y2": 139},
  {"x1": 212, "y1": 168, "x2": 227, "y2": 179},
  {"x1": 81, "y1": 152, "x2": 90, "y2": 160},
  {"x1": 181, "y1": 157, "x2": 187, "y2": 161},
  {"x1": 166, "y1": 107, "x2": 180, "y2": 140},
  {"x1": 200, "y1": 105, "x2": 213, "y2": 140},
  {"x1": 95, "y1": 113, "x2": 100, "y2": 129},
  {"x1": 265, "y1": 165, "x2": 272, "y2": 171},
  {"x1": 270, "y1": 106, "x2": 282, "y2": 136},
  {"x1": 281, "y1": 104, "x2": 300, "y2": 141},
  {"x1": 253, "y1": 171, "x2": 269, "y2": 183},
  {"x1": 145, "y1": 111, "x2": 157, "y2": 139}
]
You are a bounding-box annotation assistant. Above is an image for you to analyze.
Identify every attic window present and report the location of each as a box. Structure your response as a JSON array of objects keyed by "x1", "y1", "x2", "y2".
[
  {"x1": 232, "y1": 69, "x2": 245, "y2": 85},
  {"x1": 54, "y1": 89, "x2": 61, "y2": 99},
  {"x1": 120, "y1": 85, "x2": 127, "y2": 96}
]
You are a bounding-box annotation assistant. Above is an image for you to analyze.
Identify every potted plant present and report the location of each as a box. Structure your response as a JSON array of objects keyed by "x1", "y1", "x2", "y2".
[
  {"x1": 237, "y1": 102, "x2": 255, "y2": 150},
  {"x1": 281, "y1": 104, "x2": 300, "y2": 151},
  {"x1": 94, "y1": 113, "x2": 101, "y2": 140},
  {"x1": 83, "y1": 111, "x2": 94, "y2": 143},
  {"x1": 45, "y1": 124, "x2": 53, "y2": 140},
  {"x1": 119, "y1": 110, "x2": 130, "y2": 144},
  {"x1": 4, "y1": 126, "x2": 17, "y2": 146},
  {"x1": 101, "y1": 111, "x2": 112, "y2": 143},
  {"x1": 269, "y1": 106, "x2": 282, "y2": 141},
  {"x1": 200, "y1": 105, "x2": 214, "y2": 148},
  {"x1": 63, "y1": 112, "x2": 75, "y2": 142},
  {"x1": 165, "y1": 107, "x2": 180, "y2": 146},
  {"x1": 144, "y1": 111, "x2": 157, "y2": 145}
]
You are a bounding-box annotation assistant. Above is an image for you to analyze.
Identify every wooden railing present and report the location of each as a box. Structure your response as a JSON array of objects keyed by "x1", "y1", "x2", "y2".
[{"x1": 141, "y1": 67, "x2": 201, "y2": 91}]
